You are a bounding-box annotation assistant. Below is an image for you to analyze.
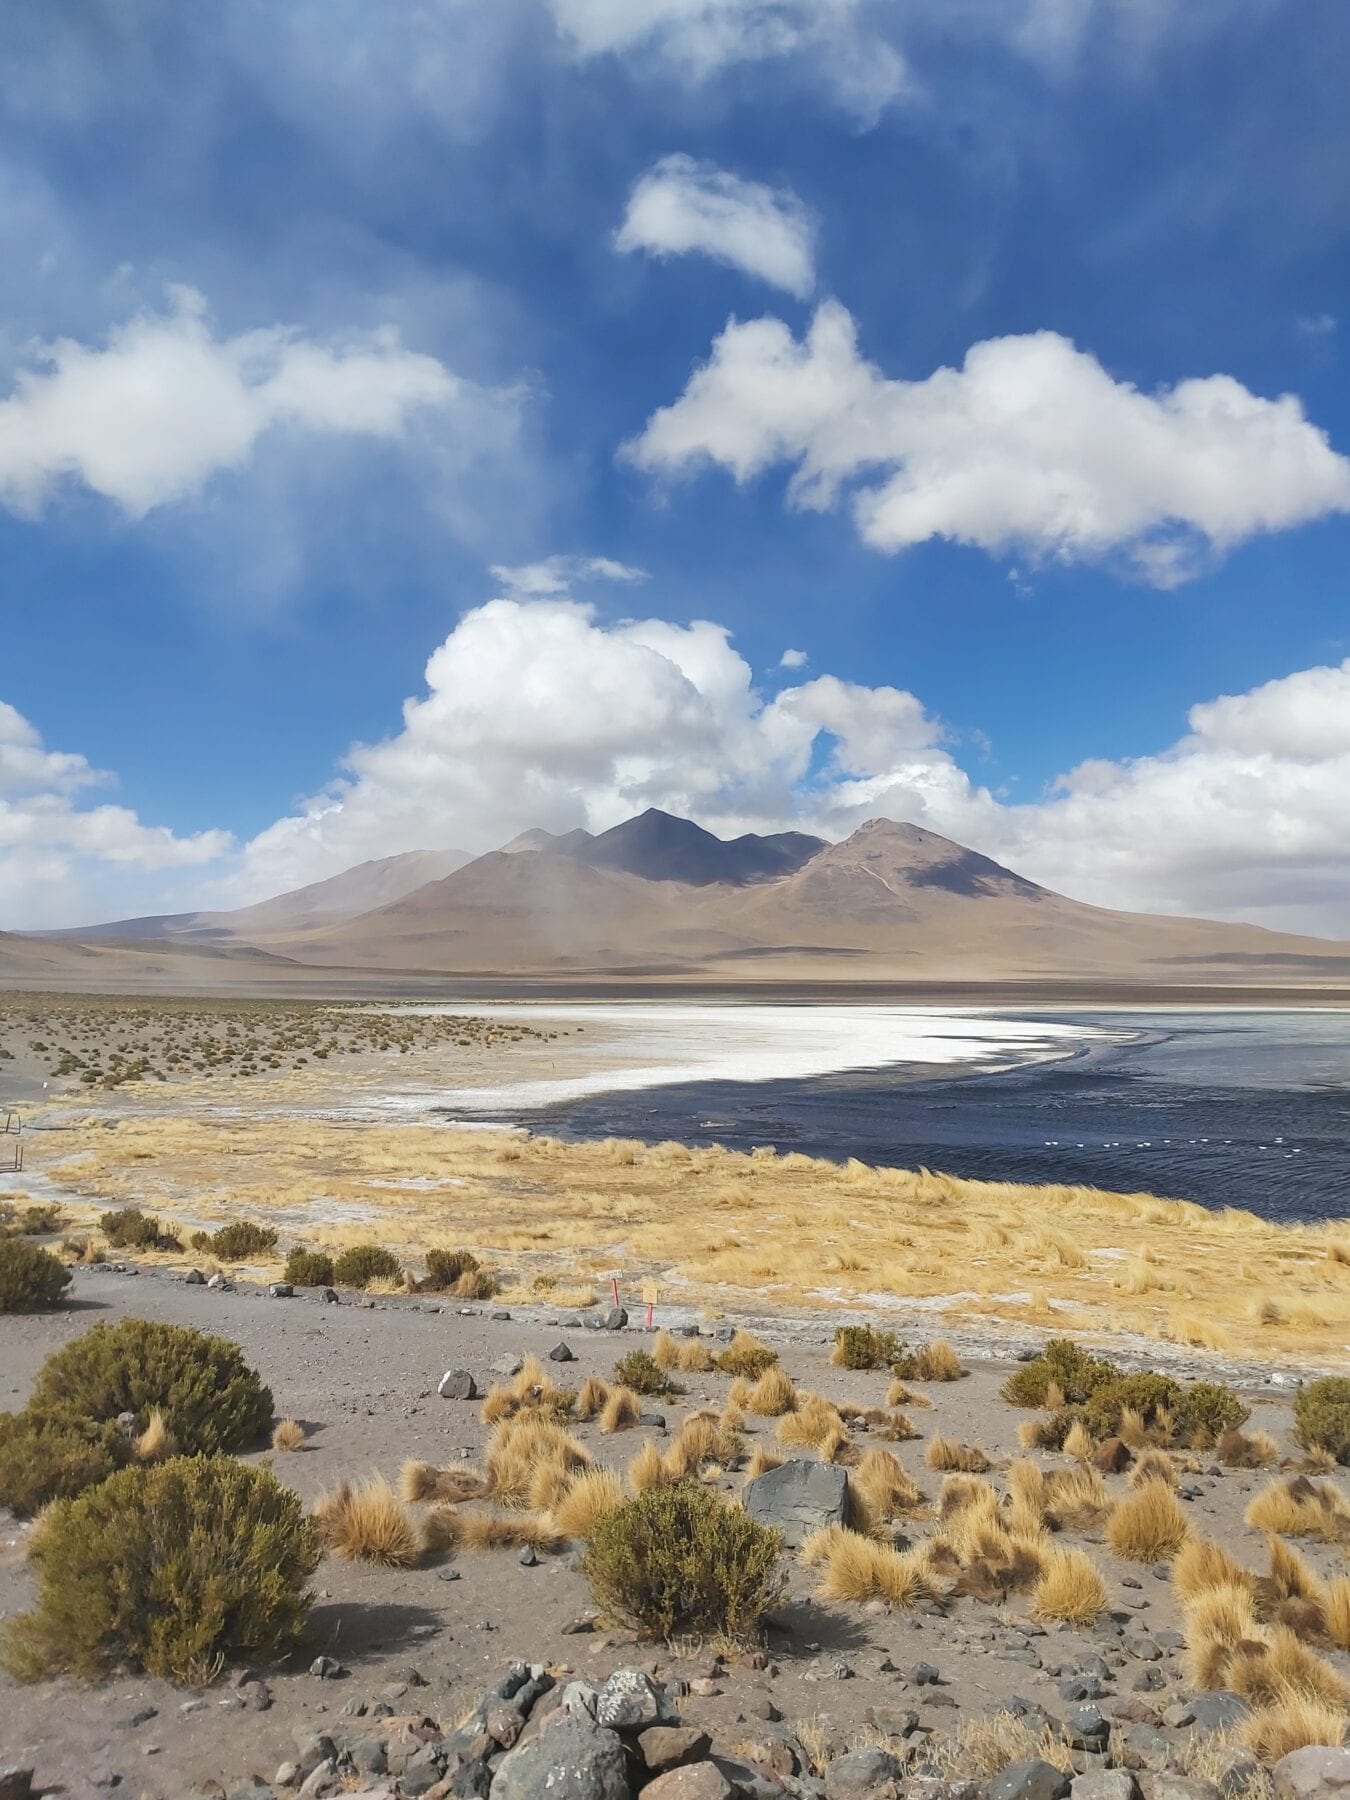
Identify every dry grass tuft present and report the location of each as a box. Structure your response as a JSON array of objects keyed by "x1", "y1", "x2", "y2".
[
  {"x1": 714, "y1": 1329, "x2": 778, "y2": 1379},
  {"x1": 1062, "y1": 1418, "x2": 1096, "y2": 1464},
  {"x1": 1017, "y1": 1417, "x2": 1060, "y2": 1451},
  {"x1": 933, "y1": 1712, "x2": 1075, "y2": 1780},
  {"x1": 1032, "y1": 1547, "x2": 1110, "y2": 1624},
  {"x1": 133, "y1": 1409, "x2": 177, "y2": 1462},
  {"x1": 575, "y1": 1375, "x2": 611, "y2": 1420},
  {"x1": 1174, "y1": 1536, "x2": 1256, "y2": 1603},
  {"x1": 1043, "y1": 1464, "x2": 1111, "y2": 1531},
  {"x1": 271, "y1": 1417, "x2": 306, "y2": 1453},
  {"x1": 1266, "y1": 1535, "x2": 1326, "y2": 1606},
  {"x1": 599, "y1": 1386, "x2": 642, "y2": 1434},
  {"x1": 851, "y1": 1448, "x2": 923, "y2": 1520},
  {"x1": 886, "y1": 1377, "x2": 932, "y2": 1410},
  {"x1": 627, "y1": 1441, "x2": 670, "y2": 1495},
  {"x1": 1246, "y1": 1477, "x2": 1350, "y2": 1545},
  {"x1": 1217, "y1": 1429, "x2": 1279, "y2": 1469},
  {"x1": 1324, "y1": 1575, "x2": 1350, "y2": 1652},
  {"x1": 746, "y1": 1367, "x2": 798, "y2": 1417},
  {"x1": 313, "y1": 1475, "x2": 422, "y2": 1567},
  {"x1": 1241, "y1": 1689, "x2": 1350, "y2": 1762},
  {"x1": 925, "y1": 1435, "x2": 991, "y2": 1474},
  {"x1": 551, "y1": 1468, "x2": 625, "y2": 1540},
  {"x1": 479, "y1": 1355, "x2": 574, "y2": 1427},
  {"x1": 815, "y1": 1531, "x2": 940, "y2": 1610},
  {"x1": 1225, "y1": 1628, "x2": 1350, "y2": 1710},
  {"x1": 1129, "y1": 1448, "x2": 1178, "y2": 1490},
  {"x1": 664, "y1": 1410, "x2": 743, "y2": 1480},
  {"x1": 485, "y1": 1412, "x2": 590, "y2": 1508},
  {"x1": 776, "y1": 1396, "x2": 847, "y2": 1454},
  {"x1": 908, "y1": 1340, "x2": 964, "y2": 1382},
  {"x1": 1105, "y1": 1478, "x2": 1190, "y2": 1562},
  {"x1": 422, "y1": 1505, "x2": 562, "y2": 1555},
  {"x1": 398, "y1": 1459, "x2": 485, "y2": 1504},
  {"x1": 745, "y1": 1445, "x2": 785, "y2": 1482}
]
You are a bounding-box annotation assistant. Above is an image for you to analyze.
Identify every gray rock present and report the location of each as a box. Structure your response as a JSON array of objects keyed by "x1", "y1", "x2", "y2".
[
  {"x1": 1132, "y1": 1668, "x2": 1167, "y2": 1693},
  {"x1": 1139, "y1": 1779, "x2": 1220, "y2": 1800},
  {"x1": 492, "y1": 1715, "x2": 632, "y2": 1800},
  {"x1": 322, "y1": 1287, "x2": 339, "y2": 1303},
  {"x1": 1273, "y1": 1749, "x2": 1350, "y2": 1800},
  {"x1": 602, "y1": 1307, "x2": 628, "y2": 1330},
  {"x1": 824, "y1": 1748, "x2": 905, "y2": 1799},
  {"x1": 1124, "y1": 1634, "x2": 1162, "y2": 1662},
  {"x1": 185, "y1": 1268, "x2": 206, "y2": 1286},
  {"x1": 595, "y1": 1667, "x2": 664, "y2": 1730},
  {"x1": 1189, "y1": 1694, "x2": 1250, "y2": 1733},
  {"x1": 559, "y1": 1680, "x2": 601, "y2": 1720},
  {"x1": 912, "y1": 1661, "x2": 942, "y2": 1685},
  {"x1": 866, "y1": 1705, "x2": 920, "y2": 1738},
  {"x1": 0, "y1": 1773, "x2": 34, "y2": 1800},
  {"x1": 1065, "y1": 1706, "x2": 1110, "y2": 1751},
  {"x1": 437, "y1": 1368, "x2": 477, "y2": 1399},
  {"x1": 549, "y1": 1341, "x2": 576, "y2": 1362},
  {"x1": 1162, "y1": 1704, "x2": 1195, "y2": 1729},
  {"x1": 206, "y1": 1272, "x2": 231, "y2": 1290},
  {"x1": 297, "y1": 1766, "x2": 337, "y2": 1800},
  {"x1": 1061, "y1": 1677, "x2": 1106, "y2": 1702},
  {"x1": 1073, "y1": 1778, "x2": 1139, "y2": 1800},
  {"x1": 290, "y1": 1730, "x2": 336, "y2": 1777},
  {"x1": 308, "y1": 1655, "x2": 344, "y2": 1679},
  {"x1": 991, "y1": 1761, "x2": 1073, "y2": 1800},
  {"x1": 273, "y1": 1764, "x2": 300, "y2": 1788},
  {"x1": 270, "y1": 1283, "x2": 294, "y2": 1298},
  {"x1": 743, "y1": 1457, "x2": 849, "y2": 1547},
  {"x1": 1122, "y1": 1725, "x2": 1177, "y2": 1771},
  {"x1": 491, "y1": 1354, "x2": 523, "y2": 1378},
  {"x1": 1213, "y1": 1752, "x2": 1265, "y2": 1797},
  {"x1": 519, "y1": 1543, "x2": 539, "y2": 1567}
]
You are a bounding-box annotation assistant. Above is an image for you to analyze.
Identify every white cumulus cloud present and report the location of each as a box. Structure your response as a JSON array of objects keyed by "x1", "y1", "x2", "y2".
[
  {"x1": 616, "y1": 155, "x2": 816, "y2": 296},
  {"x1": 0, "y1": 285, "x2": 483, "y2": 518},
  {"x1": 0, "y1": 700, "x2": 232, "y2": 927},
  {"x1": 628, "y1": 300, "x2": 1350, "y2": 584}
]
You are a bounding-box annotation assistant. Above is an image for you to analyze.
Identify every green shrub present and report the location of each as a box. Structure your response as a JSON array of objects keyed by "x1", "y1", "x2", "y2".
[
  {"x1": 1293, "y1": 1377, "x2": 1350, "y2": 1463},
  {"x1": 0, "y1": 1410, "x2": 128, "y2": 1516},
  {"x1": 831, "y1": 1325, "x2": 903, "y2": 1371},
  {"x1": 1171, "y1": 1381, "x2": 1249, "y2": 1449},
  {"x1": 584, "y1": 1481, "x2": 785, "y2": 1642},
  {"x1": 2, "y1": 1455, "x2": 320, "y2": 1683},
  {"x1": 28, "y1": 1318, "x2": 273, "y2": 1454},
  {"x1": 614, "y1": 1350, "x2": 682, "y2": 1397},
  {"x1": 204, "y1": 1221, "x2": 278, "y2": 1261},
  {"x1": 100, "y1": 1207, "x2": 180, "y2": 1252},
  {"x1": 423, "y1": 1248, "x2": 479, "y2": 1289},
  {"x1": 1079, "y1": 1371, "x2": 1181, "y2": 1439},
  {"x1": 1001, "y1": 1338, "x2": 1119, "y2": 1407},
  {"x1": 0, "y1": 1238, "x2": 72, "y2": 1313},
  {"x1": 712, "y1": 1335, "x2": 779, "y2": 1380},
  {"x1": 332, "y1": 1244, "x2": 402, "y2": 1289},
  {"x1": 283, "y1": 1248, "x2": 335, "y2": 1287},
  {"x1": 20, "y1": 1203, "x2": 63, "y2": 1236}
]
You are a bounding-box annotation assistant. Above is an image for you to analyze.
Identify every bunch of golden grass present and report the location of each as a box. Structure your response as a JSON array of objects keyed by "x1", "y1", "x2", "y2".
[
  {"x1": 815, "y1": 1531, "x2": 940, "y2": 1610},
  {"x1": 575, "y1": 1375, "x2": 611, "y2": 1420},
  {"x1": 746, "y1": 1367, "x2": 797, "y2": 1417},
  {"x1": 776, "y1": 1396, "x2": 847, "y2": 1454},
  {"x1": 422, "y1": 1506, "x2": 562, "y2": 1555},
  {"x1": 925, "y1": 1436, "x2": 991, "y2": 1474},
  {"x1": 1240, "y1": 1688, "x2": 1350, "y2": 1762},
  {"x1": 664, "y1": 1410, "x2": 743, "y2": 1479},
  {"x1": 1043, "y1": 1465, "x2": 1111, "y2": 1532},
  {"x1": 133, "y1": 1409, "x2": 177, "y2": 1462},
  {"x1": 939, "y1": 1472, "x2": 996, "y2": 1517},
  {"x1": 1062, "y1": 1418, "x2": 1096, "y2": 1464},
  {"x1": 399, "y1": 1459, "x2": 486, "y2": 1504},
  {"x1": 886, "y1": 1377, "x2": 932, "y2": 1410},
  {"x1": 907, "y1": 1341, "x2": 964, "y2": 1382},
  {"x1": 599, "y1": 1386, "x2": 642, "y2": 1434},
  {"x1": 932, "y1": 1713, "x2": 1075, "y2": 1780},
  {"x1": 1246, "y1": 1477, "x2": 1350, "y2": 1545},
  {"x1": 1168, "y1": 1313, "x2": 1234, "y2": 1352},
  {"x1": 1104, "y1": 1478, "x2": 1189, "y2": 1562},
  {"x1": 652, "y1": 1329, "x2": 713, "y2": 1373},
  {"x1": 271, "y1": 1418, "x2": 306, "y2": 1453},
  {"x1": 1031, "y1": 1547, "x2": 1110, "y2": 1624},
  {"x1": 720, "y1": 1402, "x2": 746, "y2": 1434},
  {"x1": 714, "y1": 1330, "x2": 778, "y2": 1379},
  {"x1": 817, "y1": 1424, "x2": 853, "y2": 1465},
  {"x1": 1182, "y1": 1582, "x2": 1263, "y2": 1689},
  {"x1": 480, "y1": 1355, "x2": 575, "y2": 1426},
  {"x1": 1017, "y1": 1418, "x2": 1061, "y2": 1451},
  {"x1": 1173, "y1": 1536, "x2": 1255, "y2": 1604},
  {"x1": 727, "y1": 1376, "x2": 752, "y2": 1410},
  {"x1": 745, "y1": 1445, "x2": 785, "y2": 1481},
  {"x1": 485, "y1": 1412, "x2": 590, "y2": 1508},
  {"x1": 313, "y1": 1475, "x2": 422, "y2": 1567},
  {"x1": 851, "y1": 1448, "x2": 923, "y2": 1520},
  {"x1": 1216, "y1": 1429, "x2": 1279, "y2": 1469},
  {"x1": 551, "y1": 1468, "x2": 625, "y2": 1540},
  {"x1": 1266, "y1": 1535, "x2": 1325, "y2": 1606},
  {"x1": 1324, "y1": 1575, "x2": 1350, "y2": 1652},
  {"x1": 1223, "y1": 1628, "x2": 1350, "y2": 1710},
  {"x1": 1129, "y1": 1449, "x2": 1178, "y2": 1490},
  {"x1": 627, "y1": 1441, "x2": 671, "y2": 1494},
  {"x1": 1007, "y1": 1459, "x2": 1047, "y2": 1516}
]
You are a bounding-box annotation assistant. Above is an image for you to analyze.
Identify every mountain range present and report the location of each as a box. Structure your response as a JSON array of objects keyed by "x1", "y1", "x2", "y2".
[{"x1": 11, "y1": 807, "x2": 1347, "y2": 990}]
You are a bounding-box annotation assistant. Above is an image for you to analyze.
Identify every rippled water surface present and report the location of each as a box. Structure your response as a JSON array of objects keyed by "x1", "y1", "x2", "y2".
[{"x1": 495, "y1": 1010, "x2": 1350, "y2": 1224}]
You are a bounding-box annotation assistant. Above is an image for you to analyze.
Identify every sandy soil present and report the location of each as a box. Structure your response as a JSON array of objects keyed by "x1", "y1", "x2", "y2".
[{"x1": 3, "y1": 1265, "x2": 1347, "y2": 1796}]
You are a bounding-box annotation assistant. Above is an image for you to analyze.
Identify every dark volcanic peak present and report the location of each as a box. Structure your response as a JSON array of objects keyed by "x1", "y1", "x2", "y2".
[
  {"x1": 844, "y1": 818, "x2": 1047, "y2": 898},
  {"x1": 571, "y1": 808, "x2": 827, "y2": 887}
]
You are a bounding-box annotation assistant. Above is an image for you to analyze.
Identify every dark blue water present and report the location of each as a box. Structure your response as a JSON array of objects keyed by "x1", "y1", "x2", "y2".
[{"x1": 506, "y1": 1011, "x2": 1350, "y2": 1224}]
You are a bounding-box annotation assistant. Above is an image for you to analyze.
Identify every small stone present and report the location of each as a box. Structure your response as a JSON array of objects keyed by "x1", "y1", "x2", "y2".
[
  {"x1": 1162, "y1": 1704, "x2": 1195, "y2": 1729},
  {"x1": 595, "y1": 1667, "x2": 663, "y2": 1729},
  {"x1": 206, "y1": 1272, "x2": 230, "y2": 1290},
  {"x1": 492, "y1": 1715, "x2": 630, "y2": 1800},
  {"x1": 1189, "y1": 1694, "x2": 1250, "y2": 1732},
  {"x1": 825, "y1": 1748, "x2": 905, "y2": 1800},
  {"x1": 491, "y1": 1309, "x2": 512, "y2": 1321},
  {"x1": 1124, "y1": 1634, "x2": 1162, "y2": 1662},
  {"x1": 642, "y1": 1768, "x2": 733, "y2": 1800},
  {"x1": 911, "y1": 1661, "x2": 941, "y2": 1686},
  {"x1": 640, "y1": 1726, "x2": 713, "y2": 1773},
  {"x1": 865, "y1": 1705, "x2": 920, "y2": 1739},
  {"x1": 273, "y1": 1764, "x2": 299, "y2": 1789},
  {"x1": 1141, "y1": 1779, "x2": 1221, "y2": 1800},
  {"x1": 991, "y1": 1761, "x2": 1073, "y2": 1800},
  {"x1": 1072, "y1": 1777, "x2": 1139, "y2": 1800},
  {"x1": 1132, "y1": 1668, "x2": 1167, "y2": 1693},
  {"x1": 270, "y1": 1283, "x2": 294, "y2": 1298},
  {"x1": 185, "y1": 1268, "x2": 206, "y2": 1286},
  {"x1": 491, "y1": 1354, "x2": 524, "y2": 1378},
  {"x1": 520, "y1": 1544, "x2": 539, "y2": 1567},
  {"x1": 548, "y1": 1341, "x2": 576, "y2": 1362},
  {"x1": 308, "y1": 1655, "x2": 345, "y2": 1680},
  {"x1": 1061, "y1": 1677, "x2": 1105, "y2": 1702},
  {"x1": 321, "y1": 1287, "x2": 339, "y2": 1304},
  {"x1": 1064, "y1": 1706, "x2": 1110, "y2": 1751}
]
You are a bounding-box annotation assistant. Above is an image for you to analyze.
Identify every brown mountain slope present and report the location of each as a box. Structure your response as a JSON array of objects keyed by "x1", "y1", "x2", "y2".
[{"x1": 271, "y1": 815, "x2": 1350, "y2": 982}]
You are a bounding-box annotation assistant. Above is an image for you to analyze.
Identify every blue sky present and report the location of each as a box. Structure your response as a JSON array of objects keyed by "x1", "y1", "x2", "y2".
[{"x1": 1, "y1": 0, "x2": 1348, "y2": 933}]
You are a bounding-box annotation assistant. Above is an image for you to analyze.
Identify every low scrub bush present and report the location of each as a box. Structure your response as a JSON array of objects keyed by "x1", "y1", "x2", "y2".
[
  {"x1": 100, "y1": 1207, "x2": 180, "y2": 1252},
  {"x1": 831, "y1": 1325, "x2": 902, "y2": 1371},
  {"x1": 0, "y1": 1238, "x2": 72, "y2": 1312},
  {"x1": 16, "y1": 1203, "x2": 63, "y2": 1236},
  {"x1": 584, "y1": 1481, "x2": 785, "y2": 1641},
  {"x1": 1293, "y1": 1377, "x2": 1350, "y2": 1463},
  {"x1": 1079, "y1": 1371, "x2": 1181, "y2": 1440},
  {"x1": 421, "y1": 1248, "x2": 496, "y2": 1298},
  {"x1": 332, "y1": 1244, "x2": 402, "y2": 1289},
  {"x1": 1001, "y1": 1338, "x2": 1117, "y2": 1407},
  {"x1": 1171, "y1": 1381, "x2": 1250, "y2": 1449},
  {"x1": 2, "y1": 1455, "x2": 319, "y2": 1684},
  {"x1": 201, "y1": 1221, "x2": 278, "y2": 1262},
  {"x1": 613, "y1": 1350, "x2": 681, "y2": 1398},
  {"x1": 28, "y1": 1317, "x2": 273, "y2": 1455},
  {"x1": 0, "y1": 1410, "x2": 128, "y2": 1516},
  {"x1": 283, "y1": 1248, "x2": 335, "y2": 1287}
]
